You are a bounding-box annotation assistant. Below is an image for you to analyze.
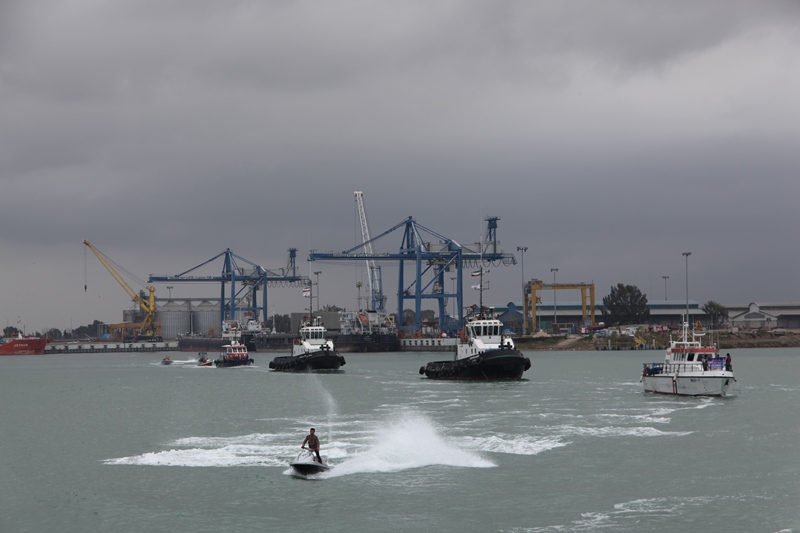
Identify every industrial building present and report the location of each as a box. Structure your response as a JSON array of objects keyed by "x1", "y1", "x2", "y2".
[{"x1": 488, "y1": 300, "x2": 800, "y2": 334}]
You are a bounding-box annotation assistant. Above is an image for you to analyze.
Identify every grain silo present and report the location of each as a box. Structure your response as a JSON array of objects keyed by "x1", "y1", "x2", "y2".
[
  {"x1": 192, "y1": 300, "x2": 220, "y2": 337},
  {"x1": 156, "y1": 301, "x2": 191, "y2": 340}
]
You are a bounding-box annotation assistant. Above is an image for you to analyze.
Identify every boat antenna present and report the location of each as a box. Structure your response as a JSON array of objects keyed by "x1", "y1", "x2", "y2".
[{"x1": 479, "y1": 251, "x2": 483, "y2": 317}]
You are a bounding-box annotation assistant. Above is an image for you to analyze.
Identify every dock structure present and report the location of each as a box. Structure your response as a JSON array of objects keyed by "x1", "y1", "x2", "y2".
[{"x1": 46, "y1": 342, "x2": 179, "y2": 354}]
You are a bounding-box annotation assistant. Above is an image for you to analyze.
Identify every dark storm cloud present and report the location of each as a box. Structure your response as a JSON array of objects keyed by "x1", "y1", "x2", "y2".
[{"x1": 2, "y1": 0, "x2": 799, "y2": 331}]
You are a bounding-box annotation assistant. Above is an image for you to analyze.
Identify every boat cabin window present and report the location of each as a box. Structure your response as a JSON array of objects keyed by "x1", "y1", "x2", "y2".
[
  {"x1": 473, "y1": 324, "x2": 501, "y2": 336},
  {"x1": 687, "y1": 353, "x2": 695, "y2": 361}
]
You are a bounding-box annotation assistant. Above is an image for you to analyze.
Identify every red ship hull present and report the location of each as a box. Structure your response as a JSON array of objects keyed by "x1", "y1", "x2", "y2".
[{"x1": 0, "y1": 337, "x2": 48, "y2": 355}]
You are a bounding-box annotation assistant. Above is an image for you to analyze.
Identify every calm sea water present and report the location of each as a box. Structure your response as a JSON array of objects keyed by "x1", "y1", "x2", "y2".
[{"x1": 1, "y1": 348, "x2": 798, "y2": 533}]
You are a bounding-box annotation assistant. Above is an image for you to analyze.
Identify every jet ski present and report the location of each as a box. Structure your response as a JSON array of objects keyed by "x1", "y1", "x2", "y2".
[{"x1": 289, "y1": 449, "x2": 331, "y2": 476}]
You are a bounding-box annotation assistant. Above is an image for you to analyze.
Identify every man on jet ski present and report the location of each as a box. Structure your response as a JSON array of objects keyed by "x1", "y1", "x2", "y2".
[{"x1": 301, "y1": 428, "x2": 322, "y2": 463}]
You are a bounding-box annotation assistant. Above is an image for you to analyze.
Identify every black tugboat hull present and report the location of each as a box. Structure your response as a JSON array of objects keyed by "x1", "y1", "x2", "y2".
[
  {"x1": 269, "y1": 351, "x2": 346, "y2": 372},
  {"x1": 419, "y1": 349, "x2": 531, "y2": 380}
]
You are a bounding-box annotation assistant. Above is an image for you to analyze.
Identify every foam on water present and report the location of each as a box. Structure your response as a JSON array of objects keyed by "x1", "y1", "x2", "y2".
[
  {"x1": 557, "y1": 424, "x2": 691, "y2": 438},
  {"x1": 321, "y1": 413, "x2": 495, "y2": 477},
  {"x1": 464, "y1": 434, "x2": 570, "y2": 455},
  {"x1": 104, "y1": 443, "x2": 285, "y2": 467},
  {"x1": 506, "y1": 495, "x2": 748, "y2": 532}
]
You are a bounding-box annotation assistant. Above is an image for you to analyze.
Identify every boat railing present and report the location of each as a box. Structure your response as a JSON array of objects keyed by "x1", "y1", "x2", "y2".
[
  {"x1": 643, "y1": 362, "x2": 665, "y2": 376},
  {"x1": 644, "y1": 360, "x2": 726, "y2": 375}
]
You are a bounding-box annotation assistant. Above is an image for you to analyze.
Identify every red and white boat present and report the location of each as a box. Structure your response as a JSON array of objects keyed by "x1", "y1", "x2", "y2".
[
  {"x1": 0, "y1": 333, "x2": 48, "y2": 355},
  {"x1": 213, "y1": 341, "x2": 254, "y2": 368}
]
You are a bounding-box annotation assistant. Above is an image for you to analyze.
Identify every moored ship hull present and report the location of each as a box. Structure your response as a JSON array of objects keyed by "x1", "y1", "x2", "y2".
[
  {"x1": 420, "y1": 349, "x2": 531, "y2": 380},
  {"x1": 0, "y1": 337, "x2": 48, "y2": 355},
  {"x1": 329, "y1": 333, "x2": 400, "y2": 353},
  {"x1": 179, "y1": 335, "x2": 257, "y2": 352}
]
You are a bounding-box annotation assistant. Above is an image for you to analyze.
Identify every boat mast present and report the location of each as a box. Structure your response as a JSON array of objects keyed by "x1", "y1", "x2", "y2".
[
  {"x1": 477, "y1": 235, "x2": 485, "y2": 318},
  {"x1": 309, "y1": 282, "x2": 313, "y2": 321}
]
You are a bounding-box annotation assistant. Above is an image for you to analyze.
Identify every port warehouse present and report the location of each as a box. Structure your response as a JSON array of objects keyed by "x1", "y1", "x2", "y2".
[
  {"x1": 92, "y1": 298, "x2": 800, "y2": 342},
  {"x1": 496, "y1": 300, "x2": 800, "y2": 333}
]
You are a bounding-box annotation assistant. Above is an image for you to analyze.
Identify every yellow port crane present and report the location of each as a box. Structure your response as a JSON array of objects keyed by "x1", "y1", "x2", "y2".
[{"x1": 83, "y1": 240, "x2": 161, "y2": 341}]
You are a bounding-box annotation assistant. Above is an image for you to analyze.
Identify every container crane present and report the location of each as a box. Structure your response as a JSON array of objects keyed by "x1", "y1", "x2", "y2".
[
  {"x1": 149, "y1": 248, "x2": 310, "y2": 330},
  {"x1": 83, "y1": 240, "x2": 161, "y2": 341},
  {"x1": 309, "y1": 215, "x2": 516, "y2": 333},
  {"x1": 354, "y1": 191, "x2": 386, "y2": 312}
]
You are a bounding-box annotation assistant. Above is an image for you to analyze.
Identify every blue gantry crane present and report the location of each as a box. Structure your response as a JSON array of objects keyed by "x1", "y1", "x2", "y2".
[
  {"x1": 149, "y1": 248, "x2": 309, "y2": 328},
  {"x1": 309, "y1": 216, "x2": 515, "y2": 334}
]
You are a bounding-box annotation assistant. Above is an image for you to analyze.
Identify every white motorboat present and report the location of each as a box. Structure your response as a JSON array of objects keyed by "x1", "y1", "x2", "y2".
[
  {"x1": 641, "y1": 318, "x2": 735, "y2": 396},
  {"x1": 289, "y1": 449, "x2": 331, "y2": 476}
]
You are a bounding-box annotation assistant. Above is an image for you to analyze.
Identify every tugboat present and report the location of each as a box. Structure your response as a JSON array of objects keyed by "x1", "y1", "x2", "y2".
[
  {"x1": 213, "y1": 341, "x2": 254, "y2": 368},
  {"x1": 419, "y1": 268, "x2": 530, "y2": 380},
  {"x1": 268, "y1": 316, "x2": 346, "y2": 372},
  {"x1": 641, "y1": 317, "x2": 735, "y2": 396},
  {"x1": 269, "y1": 281, "x2": 345, "y2": 372}
]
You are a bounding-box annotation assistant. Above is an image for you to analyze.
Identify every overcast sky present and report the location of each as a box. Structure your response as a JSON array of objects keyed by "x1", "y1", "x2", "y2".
[{"x1": 2, "y1": 1, "x2": 799, "y2": 333}]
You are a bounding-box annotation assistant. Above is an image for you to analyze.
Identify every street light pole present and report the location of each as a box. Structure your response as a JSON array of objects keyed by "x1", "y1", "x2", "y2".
[
  {"x1": 516, "y1": 246, "x2": 528, "y2": 334},
  {"x1": 682, "y1": 252, "x2": 691, "y2": 323},
  {"x1": 662, "y1": 276, "x2": 669, "y2": 300},
  {"x1": 313, "y1": 271, "x2": 322, "y2": 314},
  {"x1": 550, "y1": 268, "x2": 559, "y2": 332},
  {"x1": 450, "y1": 276, "x2": 457, "y2": 324}
]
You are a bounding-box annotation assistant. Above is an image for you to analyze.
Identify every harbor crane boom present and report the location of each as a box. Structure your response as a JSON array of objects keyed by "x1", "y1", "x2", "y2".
[
  {"x1": 83, "y1": 240, "x2": 160, "y2": 340},
  {"x1": 354, "y1": 191, "x2": 385, "y2": 312}
]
